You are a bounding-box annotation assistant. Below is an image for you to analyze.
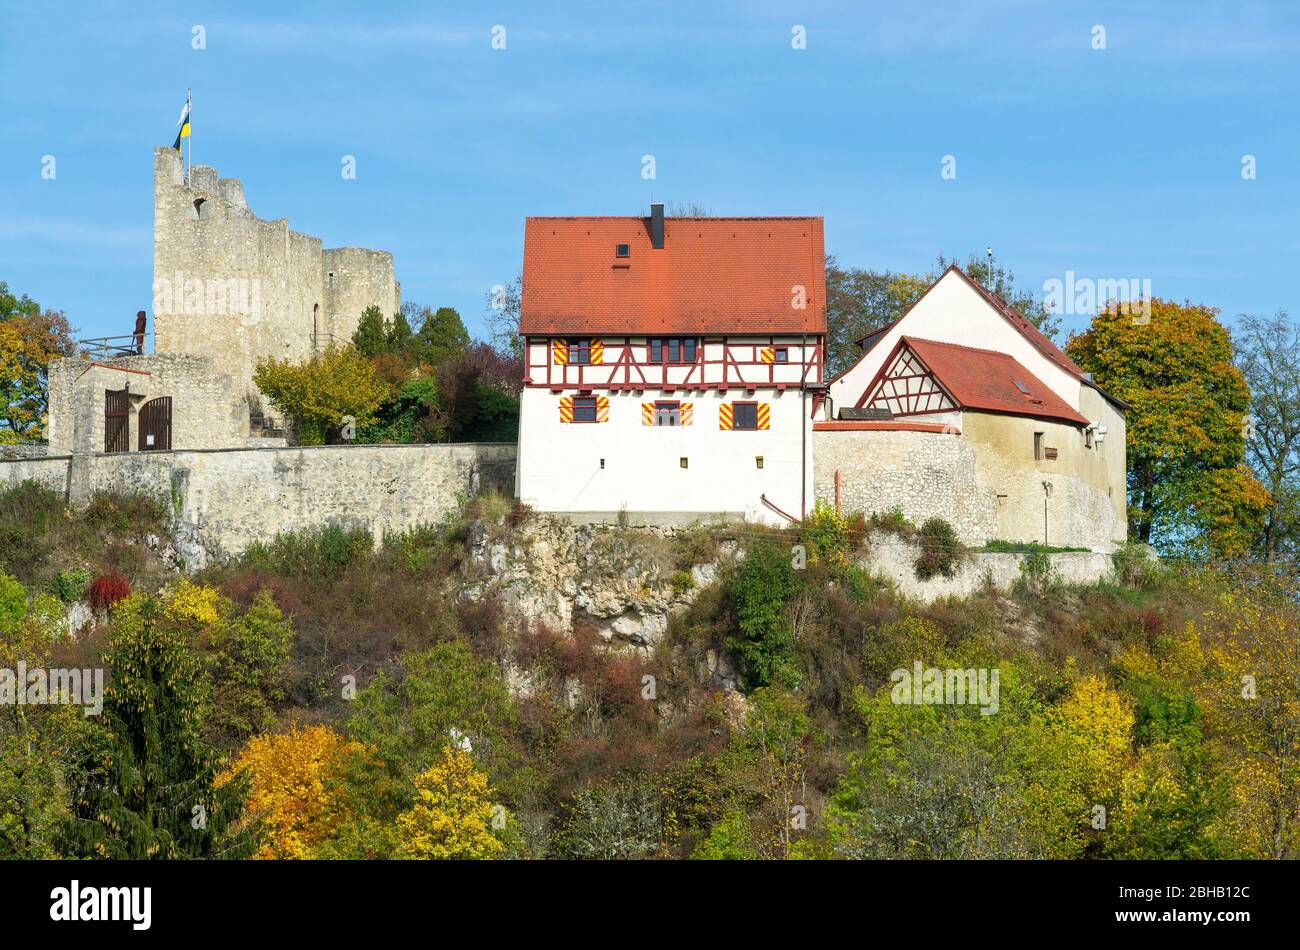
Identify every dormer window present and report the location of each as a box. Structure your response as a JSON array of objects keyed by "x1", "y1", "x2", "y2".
[{"x1": 615, "y1": 243, "x2": 630, "y2": 258}]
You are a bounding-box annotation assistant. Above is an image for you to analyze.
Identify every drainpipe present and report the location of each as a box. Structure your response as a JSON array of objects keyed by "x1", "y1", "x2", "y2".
[{"x1": 800, "y1": 333, "x2": 810, "y2": 518}]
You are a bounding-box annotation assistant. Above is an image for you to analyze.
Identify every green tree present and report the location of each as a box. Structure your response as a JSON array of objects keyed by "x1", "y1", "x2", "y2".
[
  {"x1": 824, "y1": 253, "x2": 1056, "y2": 377},
  {"x1": 1066, "y1": 299, "x2": 1266, "y2": 552},
  {"x1": 345, "y1": 641, "x2": 520, "y2": 789},
  {"x1": 386, "y1": 307, "x2": 415, "y2": 357},
  {"x1": 462, "y1": 385, "x2": 519, "y2": 442},
  {"x1": 351, "y1": 305, "x2": 388, "y2": 358},
  {"x1": 726, "y1": 541, "x2": 799, "y2": 689},
  {"x1": 207, "y1": 590, "x2": 295, "y2": 741},
  {"x1": 63, "y1": 595, "x2": 255, "y2": 858},
  {"x1": 824, "y1": 257, "x2": 929, "y2": 376},
  {"x1": 415, "y1": 306, "x2": 470, "y2": 366},
  {"x1": 0, "y1": 282, "x2": 40, "y2": 321},
  {"x1": 719, "y1": 688, "x2": 816, "y2": 859}
]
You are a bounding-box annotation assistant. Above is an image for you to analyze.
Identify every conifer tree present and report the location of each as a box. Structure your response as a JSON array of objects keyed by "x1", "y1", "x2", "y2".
[
  {"x1": 351, "y1": 304, "x2": 388, "y2": 358},
  {"x1": 63, "y1": 595, "x2": 256, "y2": 859},
  {"x1": 386, "y1": 308, "x2": 415, "y2": 357}
]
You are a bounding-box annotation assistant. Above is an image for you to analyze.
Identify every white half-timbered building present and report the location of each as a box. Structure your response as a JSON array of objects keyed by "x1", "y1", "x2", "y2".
[{"x1": 516, "y1": 204, "x2": 826, "y2": 523}]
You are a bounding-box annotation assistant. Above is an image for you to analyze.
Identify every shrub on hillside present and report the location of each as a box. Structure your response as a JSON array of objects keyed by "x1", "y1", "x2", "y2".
[
  {"x1": 913, "y1": 517, "x2": 963, "y2": 580},
  {"x1": 241, "y1": 525, "x2": 372, "y2": 579},
  {"x1": 802, "y1": 500, "x2": 849, "y2": 565},
  {"x1": 1112, "y1": 541, "x2": 1160, "y2": 588},
  {"x1": 726, "y1": 541, "x2": 799, "y2": 690},
  {"x1": 86, "y1": 570, "x2": 131, "y2": 612}
]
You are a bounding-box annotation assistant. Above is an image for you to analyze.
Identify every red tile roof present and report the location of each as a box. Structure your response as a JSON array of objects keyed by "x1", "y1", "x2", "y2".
[
  {"x1": 520, "y1": 216, "x2": 826, "y2": 335},
  {"x1": 898, "y1": 336, "x2": 1089, "y2": 426}
]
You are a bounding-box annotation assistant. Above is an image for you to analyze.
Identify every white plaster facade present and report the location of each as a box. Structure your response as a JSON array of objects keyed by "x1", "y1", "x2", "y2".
[{"x1": 517, "y1": 377, "x2": 816, "y2": 523}]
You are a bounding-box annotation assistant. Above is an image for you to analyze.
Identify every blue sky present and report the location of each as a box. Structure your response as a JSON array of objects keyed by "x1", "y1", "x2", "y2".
[{"x1": 2, "y1": 0, "x2": 1298, "y2": 341}]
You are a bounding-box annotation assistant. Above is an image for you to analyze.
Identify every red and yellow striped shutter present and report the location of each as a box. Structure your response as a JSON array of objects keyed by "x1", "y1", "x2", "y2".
[
  {"x1": 642, "y1": 402, "x2": 654, "y2": 425},
  {"x1": 757, "y1": 402, "x2": 771, "y2": 430},
  {"x1": 760, "y1": 347, "x2": 775, "y2": 364},
  {"x1": 559, "y1": 396, "x2": 574, "y2": 422},
  {"x1": 595, "y1": 396, "x2": 609, "y2": 422},
  {"x1": 719, "y1": 403, "x2": 734, "y2": 430},
  {"x1": 680, "y1": 402, "x2": 693, "y2": 426},
  {"x1": 590, "y1": 339, "x2": 604, "y2": 364},
  {"x1": 552, "y1": 339, "x2": 568, "y2": 364}
]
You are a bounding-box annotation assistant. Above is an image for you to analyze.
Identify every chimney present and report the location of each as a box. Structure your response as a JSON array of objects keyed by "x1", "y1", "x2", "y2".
[{"x1": 650, "y1": 202, "x2": 665, "y2": 249}]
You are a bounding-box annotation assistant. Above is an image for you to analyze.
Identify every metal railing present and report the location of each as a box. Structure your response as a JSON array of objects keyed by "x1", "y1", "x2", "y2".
[{"x1": 77, "y1": 334, "x2": 152, "y2": 359}]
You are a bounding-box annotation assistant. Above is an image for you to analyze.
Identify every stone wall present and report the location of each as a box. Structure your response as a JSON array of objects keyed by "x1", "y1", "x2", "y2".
[
  {"x1": 813, "y1": 415, "x2": 1125, "y2": 552},
  {"x1": 814, "y1": 428, "x2": 1000, "y2": 542},
  {"x1": 859, "y1": 534, "x2": 1117, "y2": 601},
  {"x1": 0, "y1": 443, "x2": 516, "y2": 567}
]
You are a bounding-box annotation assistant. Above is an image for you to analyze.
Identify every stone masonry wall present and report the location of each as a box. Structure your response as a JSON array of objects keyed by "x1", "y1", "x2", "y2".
[
  {"x1": 0, "y1": 443, "x2": 516, "y2": 568},
  {"x1": 814, "y1": 429, "x2": 1000, "y2": 543},
  {"x1": 814, "y1": 425, "x2": 1124, "y2": 552}
]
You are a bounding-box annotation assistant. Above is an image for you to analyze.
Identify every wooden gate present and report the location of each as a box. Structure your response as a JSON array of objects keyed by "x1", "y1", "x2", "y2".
[
  {"x1": 104, "y1": 388, "x2": 130, "y2": 453},
  {"x1": 138, "y1": 396, "x2": 172, "y2": 451}
]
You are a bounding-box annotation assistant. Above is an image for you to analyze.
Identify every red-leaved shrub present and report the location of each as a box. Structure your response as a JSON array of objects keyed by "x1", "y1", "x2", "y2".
[{"x1": 87, "y1": 570, "x2": 131, "y2": 612}]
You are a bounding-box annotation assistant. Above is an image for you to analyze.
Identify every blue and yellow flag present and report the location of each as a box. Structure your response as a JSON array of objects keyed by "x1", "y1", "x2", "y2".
[{"x1": 173, "y1": 92, "x2": 191, "y2": 151}]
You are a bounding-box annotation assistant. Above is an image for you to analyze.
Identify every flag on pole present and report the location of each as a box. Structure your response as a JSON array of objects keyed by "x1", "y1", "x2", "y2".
[{"x1": 173, "y1": 92, "x2": 191, "y2": 151}]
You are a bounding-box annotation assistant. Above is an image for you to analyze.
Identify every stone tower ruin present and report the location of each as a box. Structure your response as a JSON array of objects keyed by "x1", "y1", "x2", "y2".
[{"x1": 151, "y1": 146, "x2": 400, "y2": 415}]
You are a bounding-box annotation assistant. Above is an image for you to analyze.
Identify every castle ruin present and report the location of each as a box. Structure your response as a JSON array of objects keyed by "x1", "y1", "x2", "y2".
[{"x1": 46, "y1": 147, "x2": 400, "y2": 454}]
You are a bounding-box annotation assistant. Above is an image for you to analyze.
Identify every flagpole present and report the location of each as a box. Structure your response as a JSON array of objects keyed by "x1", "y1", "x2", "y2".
[{"x1": 186, "y1": 88, "x2": 191, "y2": 178}]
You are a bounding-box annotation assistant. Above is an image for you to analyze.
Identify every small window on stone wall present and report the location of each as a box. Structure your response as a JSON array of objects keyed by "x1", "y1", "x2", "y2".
[{"x1": 190, "y1": 197, "x2": 209, "y2": 221}]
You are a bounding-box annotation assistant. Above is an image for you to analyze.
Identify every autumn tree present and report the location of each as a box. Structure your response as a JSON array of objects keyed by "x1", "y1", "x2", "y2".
[
  {"x1": 0, "y1": 281, "x2": 77, "y2": 443},
  {"x1": 254, "y1": 344, "x2": 390, "y2": 445},
  {"x1": 221, "y1": 725, "x2": 364, "y2": 860},
  {"x1": 1066, "y1": 298, "x2": 1267, "y2": 553},
  {"x1": 396, "y1": 746, "x2": 505, "y2": 859},
  {"x1": 1184, "y1": 579, "x2": 1300, "y2": 859},
  {"x1": 63, "y1": 594, "x2": 255, "y2": 858},
  {"x1": 1235, "y1": 310, "x2": 1300, "y2": 558}
]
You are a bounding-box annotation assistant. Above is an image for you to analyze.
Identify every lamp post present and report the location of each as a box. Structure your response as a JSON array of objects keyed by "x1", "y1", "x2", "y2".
[{"x1": 1041, "y1": 480, "x2": 1053, "y2": 545}]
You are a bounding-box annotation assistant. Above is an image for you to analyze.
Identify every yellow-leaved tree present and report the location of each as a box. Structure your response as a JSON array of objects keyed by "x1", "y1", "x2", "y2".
[
  {"x1": 253, "y1": 344, "x2": 390, "y2": 445},
  {"x1": 1022, "y1": 673, "x2": 1135, "y2": 857},
  {"x1": 395, "y1": 746, "x2": 505, "y2": 860},
  {"x1": 1188, "y1": 583, "x2": 1300, "y2": 858},
  {"x1": 220, "y1": 724, "x2": 365, "y2": 860}
]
